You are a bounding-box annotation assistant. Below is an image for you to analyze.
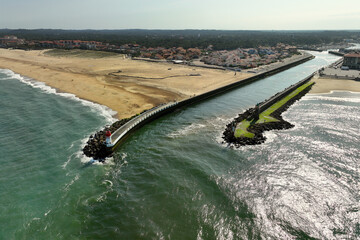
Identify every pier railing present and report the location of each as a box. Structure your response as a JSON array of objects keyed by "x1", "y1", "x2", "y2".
[{"x1": 110, "y1": 102, "x2": 178, "y2": 150}]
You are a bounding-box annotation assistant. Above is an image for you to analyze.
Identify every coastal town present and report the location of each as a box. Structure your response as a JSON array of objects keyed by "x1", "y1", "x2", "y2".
[
  {"x1": 2, "y1": 34, "x2": 358, "y2": 72},
  {"x1": 0, "y1": 35, "x2": 301, "y2": 70},
  {"x1": 200, "y1": 43, "x2": 298, "y2": 68},
  {"x1": 2, "y1": 34, "x2": 359, "y2": 85}
]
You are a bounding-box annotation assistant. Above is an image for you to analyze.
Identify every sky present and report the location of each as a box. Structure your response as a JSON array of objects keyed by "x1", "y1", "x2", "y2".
[{"x1": 1, "y1": 0, "x2": 359, "y2": 30}]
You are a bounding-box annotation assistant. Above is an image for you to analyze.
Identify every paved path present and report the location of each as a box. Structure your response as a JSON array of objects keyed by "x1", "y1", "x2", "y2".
[{"x1": 110, "y1": 102, "x2": 177, "y2": 145}]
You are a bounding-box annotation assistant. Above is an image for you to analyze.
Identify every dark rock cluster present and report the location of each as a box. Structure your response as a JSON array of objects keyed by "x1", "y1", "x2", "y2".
[
  {"x1": 223, "y1": 84, "x2": 314, "y2": 147},
  {"x1": 82, "y1": 117, "x2": 135, "y2": 161}
]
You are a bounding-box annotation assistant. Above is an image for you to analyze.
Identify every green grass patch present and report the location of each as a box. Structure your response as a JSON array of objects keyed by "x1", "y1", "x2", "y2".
[
  {"x1": 44, "y1": 49, "x2": 119, "y2": 58},
  {"x1": 234, "y1": 81, "x2": 313, "y2": 138},
  {"x1": 234, "y1": 120, "x2": 255, "y2": 138}
]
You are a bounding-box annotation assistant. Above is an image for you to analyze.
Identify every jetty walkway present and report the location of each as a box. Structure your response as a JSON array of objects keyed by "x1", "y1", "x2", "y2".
[{"x1": 110, "y1": 102, "x2": 178, "y2": 150}]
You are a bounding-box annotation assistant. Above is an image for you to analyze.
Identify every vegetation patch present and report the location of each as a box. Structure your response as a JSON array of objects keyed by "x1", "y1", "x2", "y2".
[{"x1": 44, "y1": 49, "x2": 119, "y2": 58}]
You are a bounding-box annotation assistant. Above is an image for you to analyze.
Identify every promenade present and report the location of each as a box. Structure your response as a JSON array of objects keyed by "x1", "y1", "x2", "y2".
[{"x1": 110, "y1": 102, "x2": 177, "y2": 149}]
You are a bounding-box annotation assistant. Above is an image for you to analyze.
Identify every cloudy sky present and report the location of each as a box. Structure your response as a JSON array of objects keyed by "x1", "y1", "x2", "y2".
[{"x1": 1, "y1": 0, "x2": 359, "y2": 30}]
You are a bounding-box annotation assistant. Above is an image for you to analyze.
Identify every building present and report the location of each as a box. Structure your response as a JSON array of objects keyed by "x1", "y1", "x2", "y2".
[
  {"x1": 343, "y1": 53, "x2": 360, "y2": 69},
  {"x1": 0, "y1": 35, "x2": 25, "y2": 47}
]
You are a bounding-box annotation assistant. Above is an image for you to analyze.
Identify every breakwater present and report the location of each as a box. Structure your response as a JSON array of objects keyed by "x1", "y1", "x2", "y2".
[
  {"x1": 328, "y1": 50, "x2": 345, "y2": 56},
  {"x1": 83, "y1": 53, "x2": 314, "y2": 160},
  {"x1": 298, "y1": 48, "x2": 323, "y2": 52},
  {"x1": 82, "y1": 117, "x2": 134, "y2": 161},
  {"x1": 222, "y1": 73, "x2": 315, "y2": 146}
]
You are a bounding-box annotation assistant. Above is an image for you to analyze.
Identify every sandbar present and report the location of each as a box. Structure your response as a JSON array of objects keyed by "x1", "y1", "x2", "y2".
[{"x1": 0, "y1": 49, "x2": 254, "y2": 119}]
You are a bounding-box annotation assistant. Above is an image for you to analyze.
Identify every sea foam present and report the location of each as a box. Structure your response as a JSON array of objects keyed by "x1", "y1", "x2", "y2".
[
  {"x1": 305, "y1": 92, "x2": 360, "y2": 103},
  {"x1": 1, "y1": 68, "x2": 118, "y2": 165},
  {"x1": 0, "y1": 68, "x2": 117, "y2": 124}
]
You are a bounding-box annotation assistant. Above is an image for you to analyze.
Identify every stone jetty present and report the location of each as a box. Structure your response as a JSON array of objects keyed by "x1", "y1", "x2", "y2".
[
  {"x1": 82, "y1": 117, "x2": 134, "y2": 161},
  {"x1": 222, "y1": 81, "x2": 314, "y2": 146}
]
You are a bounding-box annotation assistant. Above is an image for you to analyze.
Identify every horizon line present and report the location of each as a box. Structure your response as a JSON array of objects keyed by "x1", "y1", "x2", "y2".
[{"x1": 1, "y1": 28, "x2": 360, "y2": 32}]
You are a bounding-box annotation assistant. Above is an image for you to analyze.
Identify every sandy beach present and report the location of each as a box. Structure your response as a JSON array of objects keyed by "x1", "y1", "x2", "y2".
[
  {"x1": 0, "y1": 49, "x2": 254, "y2": 119},
  {"x1": 3, "y1": 48, "x2": 355, "y2": 120},
  {"x1": 310, "y1": 75, "x2": 360, "y2": 93}
]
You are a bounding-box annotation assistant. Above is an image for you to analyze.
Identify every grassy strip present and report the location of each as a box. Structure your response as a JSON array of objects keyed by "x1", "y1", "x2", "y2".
[
  {"x1": 259, "y1": 82, "x2": 313, "y2": 121},
  {"x1": 234, "y1": 82, "x2": 313, "y2": 138},
  {"x1": 44, "y1": 49, "x2": 119, "y2": 58}
]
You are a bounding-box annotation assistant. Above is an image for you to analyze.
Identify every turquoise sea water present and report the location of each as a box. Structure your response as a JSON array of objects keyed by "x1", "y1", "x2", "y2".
[
  {"x1": 1, "y1": 51, "x2": 359, "y2": 239},
  {"x1": 0, "y1": 70, "x2": 116, "y2": 239}
]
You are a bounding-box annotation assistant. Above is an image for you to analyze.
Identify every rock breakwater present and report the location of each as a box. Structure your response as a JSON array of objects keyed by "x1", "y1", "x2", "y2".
[
  {"x1": 82, "y1": 117, "x2": 135, "y2": 161},
  {"x1": 223, "y1": 83, "x2": 314, "y2": 146}
]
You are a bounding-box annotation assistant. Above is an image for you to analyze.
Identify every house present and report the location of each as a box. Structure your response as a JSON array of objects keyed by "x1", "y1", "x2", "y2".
[
  {"x1": 0, "y1": 35, "x2": 25, "y2": 46},
  {"x1": 37, "y1": 41, "x2": 55, "y2": 48},
  {"x1": 343, "y1": 53, "x2": 360, "y2": 70}
]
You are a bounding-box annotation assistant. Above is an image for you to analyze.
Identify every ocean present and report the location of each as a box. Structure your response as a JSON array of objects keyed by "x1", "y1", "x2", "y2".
[{"x1": 0, "y1": 51, "x2": 359, "y2": 239}]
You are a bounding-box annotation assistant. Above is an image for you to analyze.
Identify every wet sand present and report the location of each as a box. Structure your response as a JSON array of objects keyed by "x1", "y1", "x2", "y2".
[
  {"x1": 0, "y1": 49, "x2": 254, "y2": 119},
  {"x1": 310, "y1": 76, "x2": 360, "y2": 94}
]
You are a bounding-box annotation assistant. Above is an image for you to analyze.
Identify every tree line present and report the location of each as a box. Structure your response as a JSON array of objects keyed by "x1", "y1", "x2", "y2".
[{"x1": 1, "y1": 29, "x2": 359, "y2": 50}]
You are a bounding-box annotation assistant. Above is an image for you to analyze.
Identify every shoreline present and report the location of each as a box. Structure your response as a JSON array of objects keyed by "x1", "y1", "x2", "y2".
[
  {"x1": 0, "y1": 48, "x2": 310, "y2": 120},
  {"x1": 310, "y1": 76, "x2": 360, "y2": 94},
  {"x1": 0, "y1": 48, "x2": 255, "y2": 119},
  {"x1": 4, "y1": 48, "x2": 359, "y2": 123},
  {"x1": 0, "y1": 68, "x2": 118, "y2": 122},
  {"x1": 309, "y1": 90, "x2": 360, "y2": 95}
]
